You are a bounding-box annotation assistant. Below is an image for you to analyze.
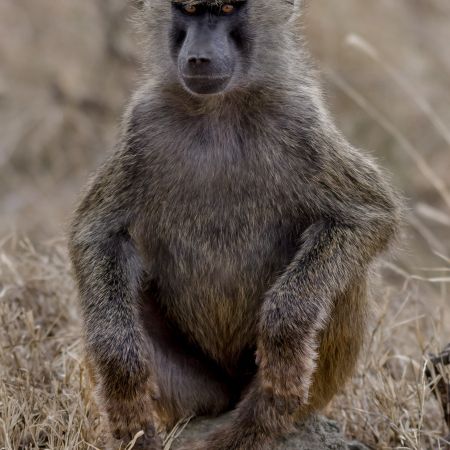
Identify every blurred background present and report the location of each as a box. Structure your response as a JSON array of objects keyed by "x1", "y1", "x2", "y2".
[
  {"x1": 1, "y1": 0, "x2": 449, "y2": 264},
  {"x1": 0, "y1": 1, "x2": 449, "y2": 449}
]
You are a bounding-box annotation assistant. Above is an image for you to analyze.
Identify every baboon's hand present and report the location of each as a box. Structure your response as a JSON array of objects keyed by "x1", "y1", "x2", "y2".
[
  {"x1": 256, "y1": 324, "x2": 314, "y2": 414},
  {"x1": 106, "y1": 378, "x2": 162, "y2": 450},
  {"x1": 255, "y1": 347, "x2": 309, "y2": 414},
  {"x1": 111, "y1": 425, "x2": 163, "y2": 450}
]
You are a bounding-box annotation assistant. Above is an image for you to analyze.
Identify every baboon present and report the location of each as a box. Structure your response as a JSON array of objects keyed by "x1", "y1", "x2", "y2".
[{"x1": 69, "y1": 0, "x2": 402, "y2": 449}]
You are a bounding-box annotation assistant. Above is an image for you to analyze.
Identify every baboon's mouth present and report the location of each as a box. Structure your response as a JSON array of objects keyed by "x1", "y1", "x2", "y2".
[
  {"x1": 182, "y1": 74, "x2": 231, "y2": 80},
  {"x1": 181, "y1": 74, "x2": 232, "y2": 95}
]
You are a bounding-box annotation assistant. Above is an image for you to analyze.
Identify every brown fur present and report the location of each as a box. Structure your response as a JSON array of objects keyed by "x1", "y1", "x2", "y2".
[{"x1": 69, "y1": 1, "x2": 402, "y2": 448}]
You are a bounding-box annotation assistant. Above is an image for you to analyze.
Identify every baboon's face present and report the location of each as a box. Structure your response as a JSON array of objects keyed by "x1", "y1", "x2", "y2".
[{"x1": 170, "y1": 1, "x2": 251, "y2": 95}]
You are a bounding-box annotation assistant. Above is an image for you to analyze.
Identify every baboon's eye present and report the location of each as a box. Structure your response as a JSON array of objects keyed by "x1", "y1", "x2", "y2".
[
  {"x1": 182, "y1": 4, "x2": 197, "y2": 14},
  {"x1": 221, "y1": 4, "x2": 235, "y2": 14}
]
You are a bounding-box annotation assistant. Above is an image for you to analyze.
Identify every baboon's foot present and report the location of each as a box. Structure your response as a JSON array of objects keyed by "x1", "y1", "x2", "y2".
[
  {"x1": 176, "y1": 427, "x2": 274, "y2": 450},
  {"x1": 111, "y1": 425, "x2": 163, "y2": 450}
]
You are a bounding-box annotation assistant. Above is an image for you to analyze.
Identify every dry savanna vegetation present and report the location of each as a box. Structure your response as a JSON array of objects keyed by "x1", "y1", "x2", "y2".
[{"x1": 0, "y1": 0, "x2": 449, "y2": 449}]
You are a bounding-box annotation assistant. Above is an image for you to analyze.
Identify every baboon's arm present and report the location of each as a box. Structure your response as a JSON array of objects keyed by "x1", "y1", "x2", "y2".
[
  {"x1": 257, "y1": 219, "x2": 390, "y2": 404},
  {"x1": 69, "y1": 156, "x2": 158, "y2": 441},
  {"x1": 256, "y1": 146, "x2": 400, "y2": 411}
]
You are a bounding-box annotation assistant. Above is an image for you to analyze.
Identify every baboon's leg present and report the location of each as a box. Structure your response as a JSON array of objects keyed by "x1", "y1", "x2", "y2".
[{"x1": 140, "y1": 289, "x2": 235, "y2": 429}]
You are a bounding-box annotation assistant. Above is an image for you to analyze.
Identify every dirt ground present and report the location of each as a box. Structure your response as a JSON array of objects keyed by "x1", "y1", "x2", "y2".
[{"x1": 0, "y1": 1, "x2": 449, "y2": 449}]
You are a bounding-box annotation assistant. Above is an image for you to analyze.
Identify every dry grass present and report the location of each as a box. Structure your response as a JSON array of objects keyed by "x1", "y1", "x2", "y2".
[
  {"x1": 0, "y1": 238, "x2": 99, "y2": 449},
  {"x1": 330, "y1": 265, "x2": 450, "y2": 449},
  {"x1": 1, "y1": 0, "x2": 449, "y2": 449},
  {"x1": 1, "y1": 240, "x2": 449, "y2": 449}
]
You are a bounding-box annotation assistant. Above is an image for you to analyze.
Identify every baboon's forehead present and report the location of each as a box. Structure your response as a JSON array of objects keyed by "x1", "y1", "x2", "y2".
[
  {"x1": 170, "y1": 0, "x2": 297, "y2": 8},
  {"x1": 152, "y1": 0, "x2": 298, "y2": 21},
  {"x1": 171, "y1": 0, "x2": 227, "y2": 5}
]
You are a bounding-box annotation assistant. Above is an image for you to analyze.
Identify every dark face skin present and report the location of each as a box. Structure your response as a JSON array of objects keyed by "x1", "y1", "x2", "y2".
[{"x1": 170, "y1": 1, "x2": 250, "y2": 95}]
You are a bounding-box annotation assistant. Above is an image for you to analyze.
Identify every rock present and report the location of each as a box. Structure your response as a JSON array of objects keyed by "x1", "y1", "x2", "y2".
[{"x1": 170, "y1": 414, "x2": 369, "y2": 450}]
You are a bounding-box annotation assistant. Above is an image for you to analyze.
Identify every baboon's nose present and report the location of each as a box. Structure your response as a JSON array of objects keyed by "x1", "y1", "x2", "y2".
[{"x1": 188, "y1": 55, "x2": 211, "y2": 66}]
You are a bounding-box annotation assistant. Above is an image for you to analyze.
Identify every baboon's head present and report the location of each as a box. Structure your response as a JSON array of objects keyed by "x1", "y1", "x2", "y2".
[
  {"x1": 139, "y1": 0, "x2": 302, "y2": 96},
  {"x1": 170, "y1": 1, "x2": 251, "y2": 95}
]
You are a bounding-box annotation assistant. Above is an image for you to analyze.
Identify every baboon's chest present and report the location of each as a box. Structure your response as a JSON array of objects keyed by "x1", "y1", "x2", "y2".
[
  {"x1": 144, "y1": 170, "x2": 300, "y2": 365},
  {"x1": 137, "y1": 136, "x2": 306, "y2": 365},
  {"x1": 149, "y1": 153, "x2": 300, "y2": 277}
]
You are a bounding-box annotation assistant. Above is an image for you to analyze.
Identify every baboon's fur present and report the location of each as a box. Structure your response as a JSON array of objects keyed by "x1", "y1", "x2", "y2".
[{"x1": 69, "y1": 1, "x2": 402, "y2": 448}]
